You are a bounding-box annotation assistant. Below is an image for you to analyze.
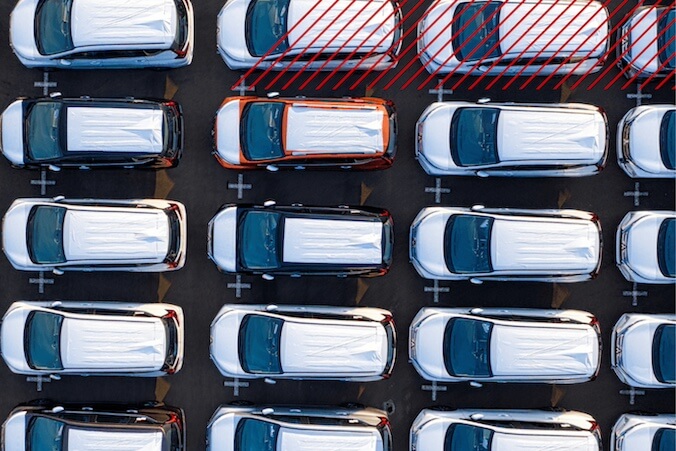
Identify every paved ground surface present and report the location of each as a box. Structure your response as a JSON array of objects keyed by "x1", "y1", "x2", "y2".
[{"x1": 0, "y1": 0, "x2": 674, "y2": 449}]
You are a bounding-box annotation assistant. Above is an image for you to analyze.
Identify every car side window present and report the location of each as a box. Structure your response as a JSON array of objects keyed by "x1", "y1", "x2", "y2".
[{"x1": 65, "y1": 50, "x2": 151, "y2": 59}]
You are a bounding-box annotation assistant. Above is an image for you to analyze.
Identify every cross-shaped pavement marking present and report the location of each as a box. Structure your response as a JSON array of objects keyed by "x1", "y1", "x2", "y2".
[
  {"x1": 626, "y1": 85, "x2": 652, "y2": 107},
  {"x1": 224, "y1": 378, "x2": 249, "y2": 397},
  {"x1": 622, "y1": 282, "x2": 648, "y2": 307},
  {"x1": 425, "y1": 178, "x2": 450, "y2": 204},
  {"x1": 232, "y1": 79, "x2": 255, "y2": 96},
  {"x1": 34, "y1": 72, "x2": 57, "y2": 96},
  {"x1": 26, "y1": 375, "x2": 53, "y2": 392},
  {"x1": 429, "y1": 80, "x2": 453, "y2": 102},
  {"x1": 228, "y1": 173, "x2": 252, "y2": 200},
  {"x1": 424, "y1": 280, "x2": 449, "y2": 303},
  {"x1": 31, "y1": 169, "x2": 56, "y2": 195},
  {"x1": 422, "y1": 381, "x2": 447, "y2": 402},
  {"x1": 623, "y1": 182, "x2": 648, "y2": 207},
  {"x1": 29, "y1": 271, "x2": 54, "y2": 294},
  {"x1": 620, "y1": 387, "x2": 645, "y2": 405},
  {"x1": 227, "y1": 274, "x2": 251, "y2": 298}
]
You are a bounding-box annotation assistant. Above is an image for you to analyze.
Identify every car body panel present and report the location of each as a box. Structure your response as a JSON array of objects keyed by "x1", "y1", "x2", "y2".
[
  {"x1": 619, "y1": 6, "x2": 675, "y2": 78},
  {"x1": 611, "y1": 413, "x2": 676, "y2": 451}
]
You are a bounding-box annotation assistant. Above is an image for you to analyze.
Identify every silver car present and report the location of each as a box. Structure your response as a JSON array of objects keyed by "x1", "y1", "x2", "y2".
[{"x1": 611, "y1": 413, "x2": 675, "y2": 451}]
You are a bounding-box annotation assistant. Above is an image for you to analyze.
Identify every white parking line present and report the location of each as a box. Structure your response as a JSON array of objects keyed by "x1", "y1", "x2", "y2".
[
  {"x1": 424, "y1": 280, "x2": 449, "y2": 303},
  {"x1": 622, "y1": 282, "x2": 648, "y2": 307},
  {"x1": 29, "y1": 271, "x2": 54, "y2": 294},
  {"x1": 422, "y1": 381, "x2": 447, "y2": 402},
  {"x1": 626, "y1": 85, "x2": 652, "y2": 107},
  {"x1": 623, "y1": 182, "x2": 648, "y2": 207},
  {"x1": 224, "y1": 378, "x2": 249, "y2": 397},
  {"x1": 228, "y1": 173, "x2": 252, "y2": 200},
  {"x1": 227, "y1": 274, "x2": 251, "y2": 298},
  {"x1": 31, "y1": 168, "x2": 56, "y2": 196},
  {"x1": 425, "y1": 178, "x2": 450, "y2": 204},
  {"x1": 34, "y1": 72, "x2": 56, "y2": 96},
  {"x1": 620, "y1": 387, "x2": 645, "y2": 405},
  {"x1": 428, "y1": 79, "x2": 453, "y2": 102}
]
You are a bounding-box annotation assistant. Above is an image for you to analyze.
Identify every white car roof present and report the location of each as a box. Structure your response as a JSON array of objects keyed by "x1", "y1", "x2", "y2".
[
  {"x1": 490, "y1": 324, "x2": 598, "y2": 377},
  {"x1": 71, "y1": 0, "x2": 177, "y2": 49},
  {"x1": 67, "y1": 428, "x2": 163, "y2": 451},
  {"x1": 63, "y1": 209, "x2": 169, "y2": 262},
  {"x1": 67, "y1": 107, "x2": 164, "y2": 154},
  {"x1": 287, "y1": 0, "x2": 394, "y2": 53},
  {"x1": 286, "y1": 104, "x2": 384, "y2": 155},
  {"x1": 491, "y1": 218, "x2": 600, "y2": 272},
  {"x1": 280, "y1": 321, "x2": 387, "y2": 374},
  {"x1": 492, "y1": 431, "x2": 599, "y2": 451},
  {"x1": 282, "y1": 217, "x2": 383, "y2": 265},
  {"x1": 61, "y1": 317, "x2": 166, "y2": 370},
  {"x1": 278, "y1": 427, "x2": 379, "y2": 451},
  {"x1": 499, "y1": 2, "x2": 607, "y2": 57}
]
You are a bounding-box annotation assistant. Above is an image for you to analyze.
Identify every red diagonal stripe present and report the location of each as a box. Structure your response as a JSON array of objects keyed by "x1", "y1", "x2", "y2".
[
  {"x1": 639, "y1": 47, "x2": 676, "y2": 90},
  {"x1": 655, "y1": 71, "x2": 676, "y2": 89},
  {"x1": 626, "y1": 32, "x2": 676, "y2": 89}
]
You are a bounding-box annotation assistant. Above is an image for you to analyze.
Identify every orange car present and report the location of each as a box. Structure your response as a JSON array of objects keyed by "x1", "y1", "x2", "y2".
[{"x1": 213, "y1": 96, "x2": 397, "y2": 170}]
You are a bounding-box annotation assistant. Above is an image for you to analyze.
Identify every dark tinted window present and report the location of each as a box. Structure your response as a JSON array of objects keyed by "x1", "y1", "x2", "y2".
[
  {"x1": 27, "y1": 102, "x2": 65, "y2": 161},
  {"x1": 445, "y1": 423, "x2": 493, "y2": 451},
  {"x1": 27, "y1": 206, "x2": 67, "y2": 264},
  {"x1": 443, "y1": 318, "x2": 492, "y2": 377},
  {"x1": 450, "y1": 108, "x2": 500, "y2": 166},
  {"x1": 241, "y1": 103, "x2": 285, "y2": 161},
  {"x1": 245, "y1": 0, "x2": 290, "y2": 56},
  {"x1": 239, "y1": 314, "x2": 283, "y2": 374},
  {"x1": 35, "y1": 0, "x2": 74, "y2": 55},
  {"x1": 27, "y1": 417, "x2": 65, "y2": 451},
  {"x1": 452, "y1": 2, "x2": 502, "y2": 61},
  {"x1": 653, "y1": 428, "x2": 675, "y2": 451},
  {"x1": 658, "y1": 218, "x2": 675, "y2": 277},
  {"x1": 659, "y1": 110, "x2": 675, "y2": 170},
  {"x1": 653, "y1": 324, "x2": 675, "y2": 383},
  {"x1": 658, "y1": 9, "x2": 676, "y2": 69},
  {"x1": 444, "y1": 215, "x2": 493, "y2": 273},
  {"x1": 235, "y1": 418, "x2": 279, "y2": 451},
  {"x1": 239, "y1": 211, "x2": 282, "y2": 270},
  {"x1": 25, "y1": 311, "x2": 64, "y2": 370}
]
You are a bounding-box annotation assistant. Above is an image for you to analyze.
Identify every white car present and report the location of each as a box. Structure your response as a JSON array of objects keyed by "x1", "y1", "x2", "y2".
[
  {"x1": 2, "y1": 197, "x2": 187, "y2": 273},
  {"x1": 207, "y1": 404, "x2": 392, "y2": 451},
  {"x1": 1, "y1": 301, "x2": 184, "y2": 377},
  {"x1": 416, "y1": 102, "x2": 608, "y2": 176},
  {"x1": 611, "y1": 413, "x2": 675, "y2": 451},
  {"x1": 409, "y1": 206, "x2": 602, "y2": 283},
  {"x1": 210, "y1": 304, "x2": 396, "y2": 381},
  {"x1": 10, "y1": 0, "x2": 194, "y2": 69},
  {"x1": 217, "y1": 0, "x2": 402, "y2": 70},
  {"x1": 618, "y1": 6, "x2": 675, "y2": 78},
  {"x1": 409, "y1": 308, "x2": 601, "y2": 384},
  {"x1": 417, "y1": 0, "x2": 609, "y2": 75},
  {"x1": 617, "y1": 105, "x2": 675, "y2": 178},
  {"x1": 616, "y1": 211, "x2": 675, "y2": 284},
  {"x1": 611, "y1": 313, "x2": 675, "y2": 389},
  {"x1": 410, "y1": 408, "x2": 602, "y2": 451}
]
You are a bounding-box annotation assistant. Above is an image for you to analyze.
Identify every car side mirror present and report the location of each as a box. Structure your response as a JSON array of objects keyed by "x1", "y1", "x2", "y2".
[
  {"x1": 262, "y1": 274, "x2": 274, "y2": 281},
  {"x1": 49, "y1": 92, "x2": 62, "y2": 98},
  {"x1": 51, "y1": 406, "x2": 65, "y2": 413},
  {"x1": 469, "y1": 278, "x2": 483, "y2": 285},
  {"x1": 263, "y1": 200, "x2": 276, "y2": 207},
  {"x1": 261, "y1": 408, "x2": 274, "y2": 415},
  {"x1": 48, "y1": 164, "x2": 61, "y2": 172},
  {"x1": 266, "y1": 165, "x2": 279, "y2": 172},
  {"x1": 52, "y1": 195, "x2": 65, "y2": 202},
  {"x1": 469, "y1": 381, "x2": 483, "y2": 388},
  {"x1": 52, "y1": 268, "x2": 64, "y2": 276},
  {"x1": 470, "y1": 205, "x2": 485, "y2": 211},
  {"x1": 265, "y1": 305, "x2": 278, "y2": 312},
  {"x1": 266, "y1": 92, "x2": 280, "y2": 98}
]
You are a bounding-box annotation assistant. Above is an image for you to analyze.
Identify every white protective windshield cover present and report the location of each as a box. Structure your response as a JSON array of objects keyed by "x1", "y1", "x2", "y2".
[
  {"x1": 67, "y1": 107, "x2": 163, "y2": 153},
  {"x1": 491, "y1": 431, "x2": 598, "y2": 451},
  {"x1": 497, "y1": 110, "x2": 604, "y2": 162},
  {"x1": 60, "y1": 317, "x2": 166, "y2": 369},
  {"x1": 491, "y1": 219, "x2": 599, "y2": 271},
  {"x1": 490, "y1": 324, "x2": 597, "y2": 376},
  {"x1": 71, "y1": 0, "x2": 176, "y2": 48},
  {"x1": 280, "y1": 321, "x2": 386, "y2": 374},
  {"x1": 278, "y1": 428, "x2": 378, "y2": 451},
  {"x1": 283, "y1": 218, "x2": 382, "y2": 264},
  {"x1": 67, "y1": 428, "x2": 163, "y2": 451},
  {"x1": 63, "y1": 209, "x2": 169, "y2": 261},
  {"x1": 288, "y1": 0, "x2": 394, "y2": 52},
  {"x1": 286, "y1": 104, "x2": 384, "y2": 155}
]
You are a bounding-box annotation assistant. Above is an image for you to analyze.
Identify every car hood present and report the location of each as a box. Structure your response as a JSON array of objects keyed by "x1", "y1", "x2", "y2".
[
  {"x1": 419, "y1": 1, "x2": 459, "y2": 66},
  {"x1": 215, "y1": 99, "x2": 241, "y2": 165},
  {"x1": 207, "y1": 412, "x2": 237, "y2": 451},
  {"x1": 411, "y1": 209, "x2": 454, "y2": 278},
  {"x1": 1, "y1": 100, "x2": 25, "y2": 166},
  {"x1": 628, "y1": 9, "x2": 659, "y2": 74},
  {"x1": 411, "y1": 314, "x2": 449, "y2": 380},
  {"x1": 2, "y1": 200, "x2": 34, "y2": 270},
  {"x1": 413, "y1": 417, "x2": 450, "y2": 451},
  {"x1": 10, "y1": 0, "x2": 39, "y2": 61},
  {"x1": 419, "y1": 103, "x2": 456, "y2": 170},
  {"x1": 1, "y1": 307, "x2": 31, "y2": 373},
  {"x1": 619, "y1": 320, "x2": 659, "y2": 386},
  {"x1": 217, "y1": 0, "x2": 250, "y2": 62},
  {"x1": 628, "y1": 107, "x2": 668, "y2": 174},
  {"x1": 209, "y1": 206, "x2": 238, "y2": 272},
  {"x1": 620, "y1": 422, "x2": 661, "y2": 451},
  {"x1": 2, "y1": 411, "x2": 26, "y2": 451},
  {"x1": 210, "y1": 309, "x2": 246, "y2": 377},
  {"x1": 625, "y1": 214, "x2": 663, "y2": 280}
]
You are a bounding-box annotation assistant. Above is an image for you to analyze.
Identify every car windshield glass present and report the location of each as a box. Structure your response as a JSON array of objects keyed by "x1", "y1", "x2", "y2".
[
  {"x1": 235, "y1": 418, "x2": 280, "y2": 451},
  {"x1": 452, "y1": 2, "x2": 502, "y2": 61},
  {"x1": 27, "y1": 206, "x2": 67, "y2": 264},
  {"x1": 28, "y1": 417, "x2": 65, "y2": 451},
  {"x1": 27, "y1": 102, "x2": 65, "y2": 161},
  {"x1": 659, "y1": 110, "x2": 675, "y2": 170},
  {"x1": 450, "y1": 108, "x2": 500, "y2": 166},
  {"x1": 239, "y1": 211, "x2": 282, "y2": 270},
  {"x1": 445, "y1": 423, "x2": 493, "y2": 451},
  {"x1": 444, "y1": 215, "x2": 493, "y2": 273},
  {"x1": 239, "y1": 314, "x2": 283, "y2": 374},
  {"x1": 241, "y1": 103, "x2": 285, "y2": 161},
  {"x1": 654, "y1": 428, "x2": 675, "y2": 451},
  {"x1": 443, "y1": 318, "x2": 492, "y2": 377},
  {"x1": 657, "y1": 218, "x2": 675, "y2": 277},
  {"x1": 35, "y1": 0, "x2": 75, "y2": 55},
  {"x1": 658, "y1": 10, "x2": 676, "y2": 69},
  {"x1": 245, "y1": 0, "x2": 290, "y2": 57},
  {"x1": 653, "y1": 324, "x2": 675, "y2": 383},
  {"x1": 26, "y1": 311, "x2": 64, "y2": 370}
]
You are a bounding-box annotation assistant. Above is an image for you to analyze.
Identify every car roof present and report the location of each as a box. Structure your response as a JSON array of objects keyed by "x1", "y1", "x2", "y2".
[
  {"x1": 71, "y1": 0, "x2": 177, "y2": 49},
  {"x1": 491, "y1": 430, "x2": 598, "y2": 451},
  {"x1": 67, "y1": 428, "x2": 164, "y2": 451},
  {"x1": 278, "y1": 427, "x2": 379, "y2": 451}
]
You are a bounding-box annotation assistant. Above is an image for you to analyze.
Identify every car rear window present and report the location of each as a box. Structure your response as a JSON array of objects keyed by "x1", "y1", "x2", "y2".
[
  {"x1": 27, "y1": 102, "x2": 65, "y2": 161},
  {"x1": 450, "y1": 108, "x2": 500, "y2": 166},
  {"x1": 658, "y1": 218, "x2": 675, "y2": 277},
  {"x1": 452, "y1": 2, "x2": 502, "y2": 61},
  {"x1": 445, "y1": 423, "x2": 493, "y2": 451},
  {"x1": 658, "y1": 9, "x2": 676, "y2": 69},
  {"x1": 35, "y1": 0, "x2": 75, "y2": 55},
  {"x1": 238, "y1": 314, "x2": 283, "y2": 374},
  {"x1": 27, "y1": 205, "x2": 67, "y2": 264},
  {"x1": 443, "y1": 318, "x2": 492, "y2": 377},
  {"x1": 652, "y1": 324, "x2": 675, "y2": 384},
  {"x1": 245, "y1": 0, "x2": 290, "y2": 56},
  {"x1": 659, "y1": 110, "x2": 675, "y2": 170},
  {"x1": 25, "y1": 311, "x2": 64, "y2": 370},
  {"x1": 241, "y1": 102, "x2": 285, "y2": 161},
  {"x1": 444, "y1": 215, "x2": 493, "y2": 273}
]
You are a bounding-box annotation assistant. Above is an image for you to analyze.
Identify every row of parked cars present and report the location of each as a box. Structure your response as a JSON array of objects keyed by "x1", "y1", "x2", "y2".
[
  {"x1": 8, "y1": 0, "x2": 675, "y2": 79},
  {"x1": 2, "y1": 95, "x2": 675, "y2": 178}
]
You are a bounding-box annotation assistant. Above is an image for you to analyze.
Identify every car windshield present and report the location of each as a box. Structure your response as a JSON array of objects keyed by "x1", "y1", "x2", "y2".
[
  {"x1": 235, "y1": 418, "x2": 280, "y2": 451},
  {"x1": 245, "y1": 0, "x2": 290, "y2": 57},
  {"x1": 241, "y1": 103, "x2": 285, "y2": 161},
  {"x1": 444, "y1": 215, "x2": 493, "y2": 273},
  {"x1": 443, "y1": 318, "x2": 492, "y2": 377},
  {"x1": 27, "y1": 102, "x2": 65, "y2": 161},
  {"x1": 25, "y1": 311, "x2": 64, "y2": 370},
  {"x1": 653, "y1": 324, "x2": 675, "y2": 383},
  {"x1": 238, "y1": 314, "x2": 283, "y2": 374},
  {"x1": 35, "y1": 0, "x2": 75, "y2": 55},
  {"x1": 239, "y1": 211, "x2": 282, "y2": 270},
  {"x1": 450, "y1": 108, "x2": 500, "y2": 166},
  {"x1": 658, "y1": 9, "x2": 676, "y2": 69},
  {"x1": 659, "y1": 110, "x2": 675, "y2": 170},
  {"x1": 657, "y1": 218, "x2": 675, "y2": 277},
  {"x1": 27, "y1": 206, "x2": 67, "y2": 264},
  {"x1": 653, "y1": 428, "x2": 675, "y2": 451},
  {"x1": 445, "y1": 423, "x2": 493, "y2": 451},
  {"x1": 28, "y1": 417, "x2": 65, "y2": 451},
  {"x1": 452, "y1": 2, "x2": 502, "y2": 61}
]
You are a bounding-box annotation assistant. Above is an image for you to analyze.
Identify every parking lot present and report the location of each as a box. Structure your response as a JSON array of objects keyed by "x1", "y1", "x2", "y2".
[{"x1": 0, "y1": 0, "x2": 674, "y2": 449}]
